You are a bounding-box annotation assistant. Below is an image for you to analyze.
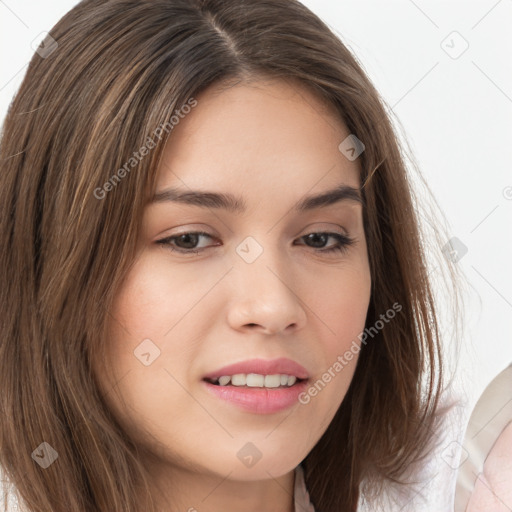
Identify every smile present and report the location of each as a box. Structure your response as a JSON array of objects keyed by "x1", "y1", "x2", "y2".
[{"x1": 205, "y1": 373, "x2": 302, "y2": 388}]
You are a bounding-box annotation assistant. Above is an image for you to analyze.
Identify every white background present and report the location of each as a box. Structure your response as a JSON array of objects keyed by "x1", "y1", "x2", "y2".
[{"x1": 1, "y1": 0, "x2": 511, "y2": 411}]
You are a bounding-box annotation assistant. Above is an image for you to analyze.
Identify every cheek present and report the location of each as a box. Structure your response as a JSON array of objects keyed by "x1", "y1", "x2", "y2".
[
  {"x1": 112, "y1": 256, "x2": 203, "y2": 336},
  {"x1": 108, "y1": 249, "x2": 227, "y2": 371},
  {"x1": 96, "y1": 270, "x2": 208, "y2": 452},
  {"x1": 97, "y1": 257, "x2": 209, "y2": 418},
  {"x1": 294, "y1": 261, "x2": 371, "y2": 416},
  {"x1": 305, "y1": 260, "x2": 371, "y2": 353}
]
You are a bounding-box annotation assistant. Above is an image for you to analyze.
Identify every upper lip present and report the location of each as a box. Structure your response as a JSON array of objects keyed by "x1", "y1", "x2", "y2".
[{"x1": 203, "y1": 357, "x2": 309, "y2": 380}]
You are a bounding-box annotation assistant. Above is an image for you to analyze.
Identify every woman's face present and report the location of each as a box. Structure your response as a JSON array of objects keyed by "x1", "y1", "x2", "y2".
[{"x1": 96, "y1": 78, "x2": 371, "y2": 485}]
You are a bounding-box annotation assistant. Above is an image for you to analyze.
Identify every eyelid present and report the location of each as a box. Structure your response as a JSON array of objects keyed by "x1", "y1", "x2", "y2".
[
  {"x1": 295, "y1": 221, "x2": 351, "y2": 236},
  {"x1": 152, "y1": 224, "x2": 218, "y2": 243}
]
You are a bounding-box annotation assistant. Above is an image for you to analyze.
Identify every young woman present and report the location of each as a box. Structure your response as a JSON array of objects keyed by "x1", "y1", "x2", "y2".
[{"x1": 0, "y1": 0, "x2": 463, "y2": 511}]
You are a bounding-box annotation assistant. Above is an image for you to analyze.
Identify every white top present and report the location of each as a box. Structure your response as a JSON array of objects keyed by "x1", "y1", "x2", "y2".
[
  {"x1": 294, "y1": 464, "x2": 316, "y2": 512},
  {"x1": 294, "y1": 388, "x2": 470, "y2": 512},
  {"x1": 294, "y1": 391, "x2": 468, "y2": 512},
  {"x1": 356, "y1": 395, "x2": 467, "y2": 512}
]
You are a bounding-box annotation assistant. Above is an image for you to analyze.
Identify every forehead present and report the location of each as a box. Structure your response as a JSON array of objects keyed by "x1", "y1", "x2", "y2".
[{"x1": 154, "y1": 78, "x2": 361, "y2": 207}]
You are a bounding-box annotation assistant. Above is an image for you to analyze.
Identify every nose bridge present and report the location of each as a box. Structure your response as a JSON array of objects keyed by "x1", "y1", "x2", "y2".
[{"x1": 226, "y1": 234, "x2": 307, "y2": 333}]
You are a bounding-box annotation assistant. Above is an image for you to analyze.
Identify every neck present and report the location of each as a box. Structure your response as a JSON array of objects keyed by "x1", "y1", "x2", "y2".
[{"x1": 148, "y1": 462, "x2": 296, "y2": 512}]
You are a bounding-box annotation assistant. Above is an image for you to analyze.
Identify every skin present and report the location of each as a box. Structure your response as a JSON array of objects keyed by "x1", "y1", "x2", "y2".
[
  {"x1": 96, "y1": 77, "x2": 372, "y2": 512},
  {"x1": 466, "y1": 422, "x2": 512, "y2": 511}
]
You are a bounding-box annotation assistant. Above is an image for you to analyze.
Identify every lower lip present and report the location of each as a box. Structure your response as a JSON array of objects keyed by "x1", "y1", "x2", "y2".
[{"x1": 202, "y1": 379, "x2": 309, "y2": 414}]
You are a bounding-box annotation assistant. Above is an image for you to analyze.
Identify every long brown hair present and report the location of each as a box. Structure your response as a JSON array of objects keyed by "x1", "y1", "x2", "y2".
[{"x1": 0, "y1": 0, "x2": 464, "y2": 510}]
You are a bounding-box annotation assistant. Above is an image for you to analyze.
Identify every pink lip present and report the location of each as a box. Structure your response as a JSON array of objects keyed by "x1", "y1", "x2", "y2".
[
  {"x1": 201, "y1": 357, "x2": 310, "y2": 414},
  {"x1": 202, "y1": 379, "x2": 309, "y2": 414},
  {"x1": 202, "y1": 357, "x2": 309, "y2": 380}
]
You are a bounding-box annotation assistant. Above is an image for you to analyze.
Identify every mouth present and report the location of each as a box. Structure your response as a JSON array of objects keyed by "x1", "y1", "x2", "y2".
[
  {"x1": 201, "y1": 358, "x2": 310, "y2": 414},
  {"x1": 202, "y1": 357, "x2": 309, "y2": 384},
  {"x1": 203, "y1": 373, "x2": 307, "y2": 388}
]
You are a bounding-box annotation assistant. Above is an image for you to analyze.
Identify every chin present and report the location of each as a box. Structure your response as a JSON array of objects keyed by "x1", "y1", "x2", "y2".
[{"x1": 182, "y1": 441, "x2": 304, "y2": 482}]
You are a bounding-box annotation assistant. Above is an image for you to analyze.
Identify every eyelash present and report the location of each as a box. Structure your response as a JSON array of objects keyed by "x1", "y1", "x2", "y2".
[{"x1": 155, "y1": 231, "x2": 355, "y2": 256}]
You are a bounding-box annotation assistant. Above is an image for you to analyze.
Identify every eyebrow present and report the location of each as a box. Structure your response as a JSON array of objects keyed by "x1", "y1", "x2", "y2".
[{"x1": 150, "y1": 183, "x2": 363, "y2": 213}]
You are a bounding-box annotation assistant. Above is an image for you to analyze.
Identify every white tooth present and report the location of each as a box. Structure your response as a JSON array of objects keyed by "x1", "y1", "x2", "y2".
[
  {"x1": 246, "y1": 373, "x2": 265, "y2": 387},
  {"x1": 264, "y1": 374, "x2": 281, "y2": 388},
  {"x1": 218, "y1": 375, "x2": 231, "y2": 386},
  {"x1": 225, "y1": 373, "x2": 297, "y2": 388},
  {"x1": 231, "y1": 374, "x2": 247, "y2": 386}
]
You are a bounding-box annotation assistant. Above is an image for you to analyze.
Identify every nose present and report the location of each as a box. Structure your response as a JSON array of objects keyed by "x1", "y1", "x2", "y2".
[{"x1": 226, "y1": 249, "x2": 307, "y2": 335}]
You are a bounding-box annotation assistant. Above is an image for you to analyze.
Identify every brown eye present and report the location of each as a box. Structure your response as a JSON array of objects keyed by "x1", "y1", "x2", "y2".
[
  {"x1": 296, "y1": 232, "x2": 355, "y2": 254},
  {"x1": 156, "y1": 232, "x2": 217, "y2": 253}
]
